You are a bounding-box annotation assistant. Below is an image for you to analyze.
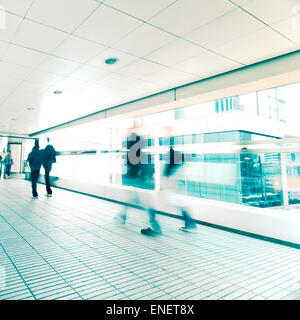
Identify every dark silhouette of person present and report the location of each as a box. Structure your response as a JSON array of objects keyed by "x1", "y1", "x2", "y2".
[
  {"x1": 0, "y1": 154, "x2": 2, "y2": 178},
  {"x1": 43, "y1": 138, "x2": 56, "y2": 197},
  {"x1": 27, "y1": 145, "x2": 44, "y2": 198},
  {"x1": 118, "y1": 126, "x2": 161, "y2": 235},
  {"x1": 3, "y1": 151, "x2": 13, "y2": 178}
]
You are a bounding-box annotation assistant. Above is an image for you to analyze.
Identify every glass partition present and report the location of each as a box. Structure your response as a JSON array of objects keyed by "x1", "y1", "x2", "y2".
[
  {"x1": 27, "y1": 142, "x2": 298, "y2": 209},
  {"x1": 286, "y1": 152, "x2": 300, "y2": 205},
  {"x1": 23, "y1": 81, "x2": 300, "y2": 211}
]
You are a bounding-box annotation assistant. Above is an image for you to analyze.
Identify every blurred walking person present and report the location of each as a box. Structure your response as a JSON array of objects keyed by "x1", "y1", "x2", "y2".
[
  {"x1": 3, "y1": 151, "x2": 13, "y2": 179},
  {"x1": 141, "y1": 133, "x2": 196, "y2": 235},
  {"x1": 162, "y1": 144, "x2": 196, "y2": 232},
  {"x1": 0, "y1": 149, "x2": 5, "y2": 178},
  {"x1": 27, "y1": 145, "x2": 44, "y2": 199},
  {"x1": 118, "y1": 122, "x2": 161, "y2": 235},
  {"x1": 42, "y1": 138, "x2": 56, "y2": 197}
]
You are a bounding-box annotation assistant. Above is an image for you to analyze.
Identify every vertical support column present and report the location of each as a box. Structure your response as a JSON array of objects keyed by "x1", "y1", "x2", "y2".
[{"x1": 280, "y1": 152, "x2": 289, "y2": 207}]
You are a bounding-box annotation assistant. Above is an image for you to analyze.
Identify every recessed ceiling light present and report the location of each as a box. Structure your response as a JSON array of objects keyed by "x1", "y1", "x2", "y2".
[
  {"x1": 105, "y1": 57, "x2": 119, "y2": 65},
  {"x1": 53, "y1": 90, "x2": 63, "y2": 95}
]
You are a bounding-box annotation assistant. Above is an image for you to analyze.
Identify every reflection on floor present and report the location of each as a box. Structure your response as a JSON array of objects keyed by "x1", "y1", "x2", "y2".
[{"x1": 0, "y1": 180, "x2": 299, "y2": 300}]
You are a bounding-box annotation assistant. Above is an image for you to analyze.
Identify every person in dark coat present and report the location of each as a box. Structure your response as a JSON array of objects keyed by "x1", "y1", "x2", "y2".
[
  {"x1": 27, "y1": 146, "x2": 44, "y2": 198},
  {"x1": 42, "y1": 138, "x2": 56, "y2": 197},
  {"x1": 3, "y1": 151, "x2": 13, "y2": 178},
  {"x1": 0, "y1": 154, "x2": 2, "y2": 178},
  {"x1": 117, "y1": 124, "x2": 161, "y2": 235}
]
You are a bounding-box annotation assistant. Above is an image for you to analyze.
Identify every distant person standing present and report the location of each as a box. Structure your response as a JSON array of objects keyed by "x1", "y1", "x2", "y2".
[
  {"x1": 43, "y1": 138, "x2": 56, "y2": 197},
  {"x1": 0, "y1": 149, "x2": 5, "y2": 178},
  {"x1": 3, "y1": 151, "x2": 13, "y2": 179},
  {"x1": 0, "y1": 155, "x2": 2, "y2": 178},
  {"x1": 27, "y1": 146, "x2": 44, "y2": 198}
]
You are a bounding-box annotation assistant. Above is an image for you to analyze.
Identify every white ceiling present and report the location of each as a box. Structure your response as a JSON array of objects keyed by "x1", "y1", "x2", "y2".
[{"x1": 0, "y1": 0, "x2": 299, "y2": 135}]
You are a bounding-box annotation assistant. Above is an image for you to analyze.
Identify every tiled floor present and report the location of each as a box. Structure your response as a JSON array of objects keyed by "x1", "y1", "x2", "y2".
[{"x1": 0, "y1": 179, "x2": 299, "y2": 300}]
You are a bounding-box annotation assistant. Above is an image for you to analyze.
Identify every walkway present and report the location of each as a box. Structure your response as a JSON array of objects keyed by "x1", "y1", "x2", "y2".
[{"x1": 0, "y1": 180, "x2": 299, "y2": 300}]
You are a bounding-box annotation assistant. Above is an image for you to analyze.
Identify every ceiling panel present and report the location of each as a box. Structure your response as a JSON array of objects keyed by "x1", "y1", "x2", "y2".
[
  {"x1": 74, "y1": 5, "x2": 143, "y2": 46},
  {"x1": 12, "y1": 19, "x2": 67, "y2": 54},
  {"x1": 52, "y1": 35, "x2": 107, "y2": 63},
  {"x1": 37, "y1": 55, "x2": 81, "y2": 76},
  {"x1": 68, "y1": 65, "x2": 109, "y2": 83},
  {"x1": 129, "y1": 81, "x2": 164, "y2": 95},
  {"x1": 11, "y1": 82, "x2": 48, "y2": 99},
  {"x1": 117, "y1": 58, "x2": 168, "y2": 78},
  {"x1": 1, "y1": 102, "x2": 28, "y2": 116},
  {"x1": 230, "y1": 0, "x2": 254, "y2": 6},
  {"x1": 26, "y1": 0, "x2": 99, "y2": 33},
  {"x1": 173, "y1": 51, "x2": 243, "y2": 76},
  {"x1": 0, "y1": 1, "x2": 298, "y2": 135},
  {"x1": 98, "y1": 73, "x2": 146, "y2": 92},
  {"x1": 0, "y1": 93, "x2": 10, "y2": 105},
  {"x1": 86, "y1": 83, "x2": 136, "y2": 97},
  {"x1": 103, "y1": 0, "x2": 177, "y2": 21},
  {"x1": 9, "y1": 111, "x2": 39, "y2": 129},
  {"x1": 0, "y1": 86, "x2": 18, "y2": 105},
  {"x1": 3, "y1": 91, "x2": 44, "y2": 106},
  {"x1": 144, "y1": 38, "x2": 207, "y2": 66},
  {"x1": 0, "y1": 75, "x2": 22, "y2": 91},
  {"x1": 272, "y1": 17, "x2": 300, "y2": 45},
  {"x1": 0, "y1": 122, "x2": 9, "y2": 131},
  {"x1": 25, "y1": 69, "x2": 63, "y2": 87},
  {"x1": 87, "y1": 47, "x2": 138, "y2": 71},
  {"x1": 0, "y1": 12, "x2": 22, "y2": 42},
  {"x1": 0, "y1": 40, "x2": 8, "y2": 56},
  {"x1": 242, "y1": 0, "x2": 300, "y2": 25},
  {"x1": 184, "y1": 8, "x2": 265, "y2": 49},
  {"x1": 149, "y1": 0, "x2": 236, "y2": 36},
  {"x1": 113, "y1": 23, "x2": 177, "y2": 57},
  {"x1": 33, "y1": 87, "x2": 125, "y2": 130},
  {"x1": 1, "y1": 43, "x2": 48, "y2": 68},
  {"x1": 54, "y1": 77, "x2": 91, "y2": 91},
  {"x1": 141, "y1": 68, "x2": 199, "y2": 87},
  {"x1": 214, "y1": 27, "x2": 299, "y2": 65},
  {"x1": 42, "y1": 86, "x2": 79, "y2": 100},
  {"x1": 0, "y1": 0, "x2": 33, "y2": 17},
  {"x1": 0, "y1": 61, "x2": 33, "y2": 79}
]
